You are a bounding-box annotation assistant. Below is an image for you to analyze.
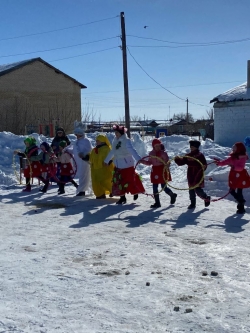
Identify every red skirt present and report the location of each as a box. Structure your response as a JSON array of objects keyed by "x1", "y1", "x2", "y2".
[
  {"x1": 60, "y1": 162, "x2": 74, "y2": 177},
  {"x1": 23, "y1": 161, "x2": 41, "y2": 178},
  {"x1": 151, "y1": 165, "x2": 172, "y2": 184},
  {"x1": 39, "y1": 163, "x2": 57, "y2": 177},
  {"x1": 229, "y1": 169, "x2": 250, "y2": 189},
  {"x1": 112, "y1": 167, "x2": 145, "y2": 196}
]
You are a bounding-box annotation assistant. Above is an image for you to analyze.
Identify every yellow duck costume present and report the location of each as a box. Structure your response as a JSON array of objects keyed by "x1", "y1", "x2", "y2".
[{"x1": 89, "y1": 134, "x2": 114, "y2": 198}]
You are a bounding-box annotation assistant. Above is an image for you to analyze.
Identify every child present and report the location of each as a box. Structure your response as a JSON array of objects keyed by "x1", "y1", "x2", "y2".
[
  {"x1": 174, "y1": 140, "x2": 210, "y2": 209},
  {"x1": 56, "y1": 141, "x2": 77, "y2": 195},
  {"x1": 104, "y1": 124, "x2": 145, "y2": 204},
  {"x1": 88, "y1": 134, "x2": 114, "y2": 199},
  {"x1": 139, "y1": 138, "x2": 177, "y2": 208},
  {"x1": 14, "y1": 136, "x2": 40, "y2": 192},
  {"x1": 215, "y1": 142, "x2": 250, "y2": 214},
  {"x1": 29, "y1": 141, "x2": 56, "y2": 193}
]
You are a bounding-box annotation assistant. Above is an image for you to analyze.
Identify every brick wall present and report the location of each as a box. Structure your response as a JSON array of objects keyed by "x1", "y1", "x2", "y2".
[{"x1": 0, "y1": 60, "x2": 83, "y2": 134}]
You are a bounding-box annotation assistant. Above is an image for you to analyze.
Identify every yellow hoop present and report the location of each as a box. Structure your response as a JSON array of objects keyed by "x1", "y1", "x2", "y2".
[{"x1": 164, "y1": 155, "x2": 205, "y2": 191}]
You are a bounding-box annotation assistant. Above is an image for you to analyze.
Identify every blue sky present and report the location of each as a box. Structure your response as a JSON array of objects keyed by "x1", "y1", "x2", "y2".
[{"x1": 1, "y1": 0, "x2": 250, "y2": 122}]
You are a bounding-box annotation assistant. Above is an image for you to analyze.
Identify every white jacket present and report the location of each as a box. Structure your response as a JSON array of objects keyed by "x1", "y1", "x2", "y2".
[{"x1": 104, "y1": 134, "x2": 141, "y2": 169}]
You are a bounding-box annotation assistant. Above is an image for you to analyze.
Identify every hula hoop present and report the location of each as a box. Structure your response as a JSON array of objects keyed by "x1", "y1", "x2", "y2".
[
  {"x1": 135, "y1": 155, "x2": 174, "y2": 197},
  {"x1": 12, "y1": 146, "x2": 38, "y2": 185}
]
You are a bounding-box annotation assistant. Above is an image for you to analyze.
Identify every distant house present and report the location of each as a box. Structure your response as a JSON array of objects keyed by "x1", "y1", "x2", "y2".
[
  {"x1": 0, "y1": 57, "x2": 86, "y2": 135},
  {"x1": 210, "y1": 60, "x2": 250, "y2": 147},
  {"x1": 167, "y1": 119, "x2": 193, "y2": 135}
]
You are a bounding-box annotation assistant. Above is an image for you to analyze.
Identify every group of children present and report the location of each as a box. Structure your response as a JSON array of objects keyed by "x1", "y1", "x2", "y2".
[{"x1": 14, "y1": 125, "x2": 250, "y2": 214}]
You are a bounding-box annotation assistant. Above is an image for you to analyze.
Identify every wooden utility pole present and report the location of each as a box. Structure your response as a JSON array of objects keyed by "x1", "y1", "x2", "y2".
[
  {"x1": 120, "y1": 12, "x2": 130, "y2": 137},
  {"x1": 186, "y1": 98, "x2": 189, "y2": 122}
]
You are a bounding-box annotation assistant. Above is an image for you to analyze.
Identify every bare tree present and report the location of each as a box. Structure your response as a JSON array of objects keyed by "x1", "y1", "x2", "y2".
[
  {"x1": 173, "y1": 112, "x2": 194, "y2": 122},
  {"x1": 206, "y1": 108, "x2": 214, "y2": 120}
]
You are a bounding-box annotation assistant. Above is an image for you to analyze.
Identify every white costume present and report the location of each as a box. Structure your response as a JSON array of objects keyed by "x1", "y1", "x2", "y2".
[{"x1": 68, "y1": 128, "x2": 92, "y2": 194}]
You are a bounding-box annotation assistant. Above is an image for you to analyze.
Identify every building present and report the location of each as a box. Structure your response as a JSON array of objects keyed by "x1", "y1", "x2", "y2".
[
  {"x1": 0, "y1": 57, "x2": 86, "y2": 135},
  {"x1": 210, "y1": 60, "x2": 250, "y2": 147}
]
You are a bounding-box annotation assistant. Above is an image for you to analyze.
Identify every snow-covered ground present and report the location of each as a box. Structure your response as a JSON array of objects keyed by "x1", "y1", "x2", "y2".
[{"x1": 1, "y1": 132, "x2": 250, "y2": 333}]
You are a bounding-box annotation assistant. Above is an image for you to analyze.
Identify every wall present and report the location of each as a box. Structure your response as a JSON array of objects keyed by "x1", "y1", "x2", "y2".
[
  {"x1": 214, "y1": 103, "x2": 250, "y2": 147},
  {"x1": 0, "y1": 60, "x2": 82, "y2": 134}
]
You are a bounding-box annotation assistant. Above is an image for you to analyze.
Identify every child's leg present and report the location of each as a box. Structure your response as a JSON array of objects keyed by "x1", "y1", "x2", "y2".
[
  {"x1": 161, "y1": 183, "x2": 177, "y2": 204},
  {"x1": 195, "y1": 187, "x2": 210, "y2": 207},
  {"x1": 236, "y1": 188, "x2": 245, "y2": 202},
  {"x1": 188, "y1": 189, "x2": 196, "y2": 208},
  {"x1": 151, "y1": 184, "x2": 161, "y2": 208},
  {"x1": 236, "y1": 188, "x2": 246, "y2": 213}
]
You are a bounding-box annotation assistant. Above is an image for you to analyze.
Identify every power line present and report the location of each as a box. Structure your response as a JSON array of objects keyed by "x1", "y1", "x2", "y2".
[
  {"x1": 126, "y1": 46, "x2": 210, "y2": 108},
  {"x1": 48, "y1": 46, "x2": 119, "y2": 62},
  {"x1": 0, "y1": 15, "x2": 119, "y2": 42},
  {"x1": 0, "y1": 36, "x2": 119, "y2": 58},
  {"x1": 82, "y1": 80, "x2": 243, "y2": 94},
  {"x1": 127, "y1": 34, "x2": 250, "y2": 47}
]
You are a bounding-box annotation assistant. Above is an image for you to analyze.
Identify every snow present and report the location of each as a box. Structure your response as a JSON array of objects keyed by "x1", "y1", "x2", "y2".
[
  {"x1": 210, "y1": 82, "x2": 250, "y2": 103},
  {"x1": 1, "y1": 131, "x2": 250, "y2": 333}
]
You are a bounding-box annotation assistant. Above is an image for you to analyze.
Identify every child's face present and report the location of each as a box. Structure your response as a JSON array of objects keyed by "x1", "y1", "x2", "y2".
[
  {"x1": 24, "y1": 142, "x2": 30, "y2": 147},
  {"x1": 190, "y1": 146, "x2": 197, "y2": 151},
  {"x1": 154, "y1": 144, "x2": 161, "y2": 151},
  {"x1": 40, "y1": 145, "x2": 46, "y2": 151},
  {"x1": 96, "y1": 140, "x2": 102, "y2": 146}
]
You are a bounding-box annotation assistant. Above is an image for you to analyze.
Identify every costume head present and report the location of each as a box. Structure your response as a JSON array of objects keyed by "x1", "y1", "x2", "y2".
[
  {"x1": 59, "y1": 140, "x2": 67, "y2": 148},
  {"x1": 74, "y1": 127, "x2": 84, "y2": 137},
  {"x1": 189, "y1": 140, "x2": 200, "y2": 149},
  {"x1": 113, "y1": 124, "x2": 127, "y2": 135},
  {"x1": 96, "y1": 134, "x2": 111, "y2": 149},
  {"x1": 40, "y1": 141, "x2": 50, "y2": 152}
]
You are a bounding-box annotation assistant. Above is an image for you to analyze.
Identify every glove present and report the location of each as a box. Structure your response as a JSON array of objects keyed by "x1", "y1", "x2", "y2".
[{"x1": 78, "y1": 152, "x2": 84, "y2": 158}]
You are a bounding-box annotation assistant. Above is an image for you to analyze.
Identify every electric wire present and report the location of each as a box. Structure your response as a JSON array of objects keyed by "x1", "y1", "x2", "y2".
[
  {"x1": 48, "y1": 46, "x2": 119, "y2": 62},
  {"x1": 127, "y1": 46, "x2": 210, "y2": 108},
  {"x1": 0, "y1": 36, "x2": 119, "y2": 58},
  {"x1": 0, "y1": 16, "x2": 119, "y2": 42},
  {"x1": 127, "y1": 34, "x2": 250, "y2": 47}
]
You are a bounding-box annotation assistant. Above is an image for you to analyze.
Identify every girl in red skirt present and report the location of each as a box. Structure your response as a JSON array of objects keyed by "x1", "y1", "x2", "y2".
[
  {"x1": 14, "y1": 137, "x2": 40, "y2": 192},
  {"x1": 56, "y1": 141, "x2": 76, "y2": 195},
  {"x1": 104, "y1": 124, "x2": 145, "y2": 204},
  {"x1": 216, "y1": 142, "x2": 250, "y2": 214},
  {"x1": 139, "y1": 139, "x2": 177, "y2": 208}
]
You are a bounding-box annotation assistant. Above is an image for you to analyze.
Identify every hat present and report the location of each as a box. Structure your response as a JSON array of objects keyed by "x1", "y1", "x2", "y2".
[
  {"x1": 152, "y1": 138, "x2": 161, "y2": 147},
  {"x1": 59, "y1": 140, "x2": 67, "y2": 148},
  {"x1": 56, "y1": 127, "x2": 65, "y2": 134},
  {"x1": 40, "y1": 141, "x2": 50, "y2": 151},
  {"x1": 233, "y1": 142, "x2": 246, "y2": 155},
  {"x1": 189, "y1": 140, "x2": 200, "y2": 149},
  {"x1": 96, "y1": 134, "x2": 111, "y2": 149},
  {"x1": 113, "y1": 124, "x2": 127, "y2": 135},
  {"x1": 74, "y1": 127, "x2": 84, "y2": 136},
  {"x1": 24, "y1": 136, "x2": 36, "y2": 145}
]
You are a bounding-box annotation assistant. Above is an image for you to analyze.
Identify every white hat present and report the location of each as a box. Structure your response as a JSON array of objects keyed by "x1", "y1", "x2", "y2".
[{"x1": 74, "y1": 127, "x2": 84, "y2": 135}]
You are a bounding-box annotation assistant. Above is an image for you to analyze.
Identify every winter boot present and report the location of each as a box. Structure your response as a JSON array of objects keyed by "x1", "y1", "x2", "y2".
[
  {"x1": 188, "y1": 200, "x2": 196, "y2": 209},
  {"x1": 96, "y1": 194, "x2": 106, "y2": 199},
  {"x1": 39, "y1": 180, "x2": 49, "y2": 193},
  {"x1": 116, "y1": 195, "x2": 126, "y2": 204},
  {"x1": 76, "y1": 191, "x2": 85, "y2": 196},
  {"x1": 133, "y1": 194, "x2": 138, "y2": 201},
  {"x1": 71, "y1": 180, "x2": 78, "y2": 188},
  {"x1": 151, "y1": 194, "x2": 161, "y2": 208},
  {"x1": 58, "y1": 182, "x2": 65, "y2": 195},
  {"x1": 204, "y1": 196, "x2": 211, "y2": 207},
  {"x1": 22, "y1": 184, "x2": 31, "y2": 192},
  {"x1": 237, "y1": 203, "x2": 246, "y2": 214},
  {"x1": 170, "y1": 193, "x2": 177, "y2": 204}
]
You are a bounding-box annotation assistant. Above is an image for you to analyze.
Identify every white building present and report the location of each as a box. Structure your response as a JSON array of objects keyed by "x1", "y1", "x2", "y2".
[{"x1": 210, "y1": 60, "x2": 250, "y2": 147}]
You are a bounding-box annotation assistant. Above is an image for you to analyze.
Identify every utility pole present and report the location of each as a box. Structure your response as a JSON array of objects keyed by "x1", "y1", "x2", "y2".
[
  {"x1": 186, "y1": 98, "x2": 189, "y2": 122},
  {"x1": 120, "y1": 12, "x2": 130, "y2": 137}
]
